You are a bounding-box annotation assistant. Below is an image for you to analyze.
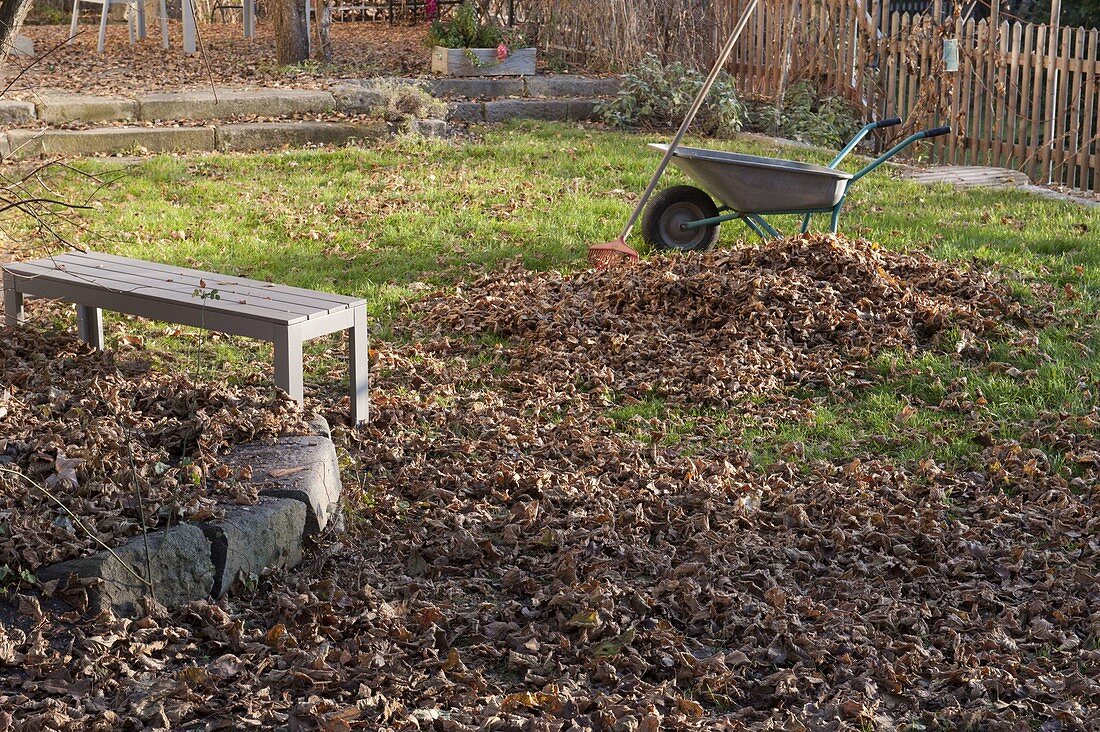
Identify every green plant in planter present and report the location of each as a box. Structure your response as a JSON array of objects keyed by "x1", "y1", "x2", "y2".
[{"x1": 427, "y1": 0, "x2": 524, "y2": 64}]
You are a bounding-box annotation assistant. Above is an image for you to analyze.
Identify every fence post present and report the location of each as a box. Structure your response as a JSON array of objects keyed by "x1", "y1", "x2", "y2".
[{"x1": 1045, "y1": 1, "x2": 1061, "y2": 183}]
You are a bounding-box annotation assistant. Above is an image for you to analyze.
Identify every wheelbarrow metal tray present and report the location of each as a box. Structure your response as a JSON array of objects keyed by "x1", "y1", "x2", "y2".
[{"x1": 650, "y1": 144, "x2": 853, "y2": 214}]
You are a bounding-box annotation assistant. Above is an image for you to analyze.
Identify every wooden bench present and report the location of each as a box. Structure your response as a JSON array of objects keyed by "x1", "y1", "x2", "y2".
[{"x1": 2, "y1": 252, "x2": 369, "y2": 423}]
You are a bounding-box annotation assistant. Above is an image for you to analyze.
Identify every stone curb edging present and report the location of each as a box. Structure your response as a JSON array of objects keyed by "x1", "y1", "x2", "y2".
[
  {"x1": 0, "y1": 89, "x2": 341, "y2": 127},
  {"x1": 331, "y1": 76, "x2": 616, "y2": 124},
  {"x1": 333, "y1": 75, "x2": 620, "y2": 103},
  {"x1": 0, "y1": 77, "x2": 618, "y2": 159},
  {"x1": 0, "y1": 77, "x2": 619, "y2": 130},
  {"x1": 36, "y1": 418, "x2": 342, "y2": 617},
  {"x1": 0, "y1": 121, "x2": 391, "y2": 160}
]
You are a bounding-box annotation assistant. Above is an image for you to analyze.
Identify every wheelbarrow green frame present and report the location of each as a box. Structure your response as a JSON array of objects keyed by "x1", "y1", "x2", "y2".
[{"x1": 675, "y1": 119, "x2": 951, "y2": 241}]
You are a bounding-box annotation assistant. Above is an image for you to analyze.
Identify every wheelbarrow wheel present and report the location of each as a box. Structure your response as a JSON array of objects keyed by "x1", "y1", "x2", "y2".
[{"x1": 642, "y1": 185, "x2": 721, "y2": 252}]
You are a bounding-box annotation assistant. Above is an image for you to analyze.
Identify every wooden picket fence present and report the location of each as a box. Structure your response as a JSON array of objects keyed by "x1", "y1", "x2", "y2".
[
  {"x1": 882, "y1": 13, "x2": 1100, "y2": 193},
  {"x1": 518, "y1": 0, "x2": 1100, "y2": 194}
]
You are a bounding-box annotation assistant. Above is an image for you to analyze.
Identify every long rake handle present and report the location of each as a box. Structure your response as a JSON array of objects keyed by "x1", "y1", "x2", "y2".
[{"x1": 618, "y1": 0, "x2": 760, "y2": 242}]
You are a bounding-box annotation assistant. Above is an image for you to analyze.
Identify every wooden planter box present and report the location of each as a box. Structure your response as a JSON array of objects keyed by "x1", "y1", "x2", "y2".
[{"x1": 431, "y1": 46, "x2": 536, "y2": 77}]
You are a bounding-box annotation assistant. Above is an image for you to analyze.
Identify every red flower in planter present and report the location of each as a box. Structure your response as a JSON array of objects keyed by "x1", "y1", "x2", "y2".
[
  {"x1": 426, "y1": 0, "x2": 437, "y2": 20},
  {"x1": 497, "y1": 42, "x2": 509, "y2": 60}
]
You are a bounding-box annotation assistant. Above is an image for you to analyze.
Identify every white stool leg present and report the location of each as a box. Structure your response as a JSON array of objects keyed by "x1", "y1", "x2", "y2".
[
  {"x1": 274, "y1": 325, "x2": 305, "y2": 403},
  {"x1": 349, "y1": 306, "x2": 369, "y2": 424},
  {"x1": 77, "y1": 306, "x2": 104, "y2": 349},
  {"x1": 305, "y1": 0, "x2": 312, "y2": 57},
  {"x1": 158, "y1": 0, "x2": 168, "y2": 48},
  {"x1": 70, "y1": 0, "x2": 81, "y2": 38},
  {"x1": 182, "y1": 0, "x2": 196, "y2": 54},
  {"x1": 98, "y1": 0, "x2": 110, "y2": 52},
  {"x1": 243, "y1": 0, "x2": 255, "y2": 38},
  {"x1": 136, "y1": 0, "x2": 146, "y2": 39}
]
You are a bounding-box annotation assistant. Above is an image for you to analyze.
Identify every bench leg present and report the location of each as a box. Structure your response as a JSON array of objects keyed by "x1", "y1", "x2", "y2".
[
  {"x1": 3, "y1": 286, "x2": 24, "y2": 327},
  {"x1": 78, "y1": 305, "x2": 104, "y2": 349},
  {"x1": 274, "y1": 325, "x2": 304, "y2": 403},
  {"x1": 98, "y1": 0, "x2": 109, "y2": 53},
  {"x1": 349, "y1": 305, "x2": 369, "y2": 424}
]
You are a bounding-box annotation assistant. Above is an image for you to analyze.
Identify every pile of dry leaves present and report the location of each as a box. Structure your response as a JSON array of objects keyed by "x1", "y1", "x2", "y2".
[
  {"x1": 413, "y1": 234, "x2": 1041, "y2": 411},
  {"x1": 2, "y1": 234, "x2": 1097, "y2": 730},
  {"x1": 1, "y1": 23, "x2": 429, "y2": 98},
  {"x1": 0, "y1": 326, "x2": 311, "y2": 573}
]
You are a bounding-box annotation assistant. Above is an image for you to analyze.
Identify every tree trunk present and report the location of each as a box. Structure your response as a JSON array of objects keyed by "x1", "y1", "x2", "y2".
[
  {"x1": 315, "y1": 0, "x2": 332, "y2": 63},
  {"x1": 0, "y1": 0, "x2": 34, "y2": 73},
  {"x1": 274, "y1": 0, "x2": 309, "y2": 65}
]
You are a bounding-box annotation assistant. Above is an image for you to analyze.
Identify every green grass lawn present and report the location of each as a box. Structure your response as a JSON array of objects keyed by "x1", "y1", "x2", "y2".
[{"x1": 13, "y1": 120, "x2": 1100, "y2": 470}]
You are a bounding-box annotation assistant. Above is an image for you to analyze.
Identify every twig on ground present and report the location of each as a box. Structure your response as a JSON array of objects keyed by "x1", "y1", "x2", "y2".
[{"x1": 0, "y1": 466, "x2": 153, "y2": 589}]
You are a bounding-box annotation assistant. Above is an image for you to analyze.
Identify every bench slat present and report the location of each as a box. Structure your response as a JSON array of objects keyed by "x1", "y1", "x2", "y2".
[
  {"x1": 5, "y1": 273, "x2": 282, "y2": 340},
  {"x1": 6, "y1": 261, "x2": 311, "y2": 325},
  {"x1": 51, "y1": 254, "x2": 355, "y2": 313},
  {"x1": 19, "y1": 258, "x2": 334, "y2": 318},
  {"x1": 52, "y1": 251, "x2": 364, "y2": 308}
]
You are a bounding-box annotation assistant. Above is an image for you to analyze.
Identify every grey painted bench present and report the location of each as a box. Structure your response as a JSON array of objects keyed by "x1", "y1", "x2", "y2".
[{"x1": 2, "y1": 251, "x2": 369, "y2": 423}]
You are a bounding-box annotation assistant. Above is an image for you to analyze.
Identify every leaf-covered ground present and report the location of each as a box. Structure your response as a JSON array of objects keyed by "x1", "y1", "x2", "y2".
[
  {"x1": 0, "y1": 320, "x2": 312, "y2": 573},
  {"x1": 2, "y1": 20, "x2": 584, "y2": 100},
  {"x1": 3, "y1": 234, "x2": 1098, "y2": 729},
  {"x1": 1, "y1": 22, "x2": 431, "y2": 99}
]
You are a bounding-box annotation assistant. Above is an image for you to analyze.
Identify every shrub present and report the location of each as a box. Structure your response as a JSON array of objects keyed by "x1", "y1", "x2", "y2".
[
  {"x1": 745, "y1": 82, "x2": 862, "y2": 149},
  {"x1": 597, "y1": 54, "x2": 745, "y2": 138},
  {"x1": 368, "y1": 80, "x2": 448, "y2": 131},
  {"x1": 777, "y1": 82, "x2": 862, "y2": 147}
]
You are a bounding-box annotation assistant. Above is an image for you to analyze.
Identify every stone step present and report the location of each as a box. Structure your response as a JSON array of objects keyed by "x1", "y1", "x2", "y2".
[
  {"x1": 447, "y1": 98, "x2": 601, "y2": 124},
  {"x1": 29, "y1": 88, "x2": 338, "y2": 126},
  {"x1": 334, "y1": 75, "x2": 620, "y2": 102},
  {"x1": 1, "y1": 120, "x2": 389, "y2": 160}
]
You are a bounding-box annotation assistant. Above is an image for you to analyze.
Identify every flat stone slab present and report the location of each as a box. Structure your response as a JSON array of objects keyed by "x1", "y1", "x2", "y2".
[
  {"x1": 5, "y1": 126, "x2": 215, "y2": 159},
  {"x1": 903, "y1": 165, "x2": 1031, "y2": 188},
  {"x1": 0, "y1": 100, "x2": 36, "y2": 125},
  {"x1": 38, "y1": 524, "x2": 215, "y2": 617},
  {"x1": 36, "y1": 94, "x2": 137, "y2": 124},
  {"x1": 11, "y1": 34, "x2": 34, "y2": 57},
  {"x1": 331, "y1": 84, "x2": 386, "y2": 114},
  {"x1": 138, "y1": 88, "x2": 335, "y2": 121},
  {"x1": 215, "y1": 121, "x2": 385, "y2": 151},
  {"x1": 227, "y1": 434, "x2": 342, "y2": 535},
  {"x1": 201, "y1": 498, "x2": 306, "y2": 598},
  {"x1": 343, "y1": 75, "x2": 619, "y2": 101},
  {"x1": 411, "y1": 118, "x2": 449, "y2": 138}
]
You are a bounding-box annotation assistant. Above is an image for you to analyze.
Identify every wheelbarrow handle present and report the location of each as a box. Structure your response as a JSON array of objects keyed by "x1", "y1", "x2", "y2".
[
  {"x1": 849, "y1": 125, "x2": 953, "y2": 184},
  {"x1": 829, "y1": 116, "x2": 904, "y2": 168},
  {"x1": 921, "y1": 126, "x2": 952, "y2": 138}
]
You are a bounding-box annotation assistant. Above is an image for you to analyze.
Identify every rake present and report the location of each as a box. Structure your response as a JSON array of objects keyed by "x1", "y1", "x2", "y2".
[{"x1": 588, "y1": 0, "x2": 761, "y2": 268}]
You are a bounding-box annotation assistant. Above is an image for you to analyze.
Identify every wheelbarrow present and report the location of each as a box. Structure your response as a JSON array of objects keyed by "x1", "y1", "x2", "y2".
[{"x1": 640, "y1": 118, "x2": 951, "y2": 251}]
